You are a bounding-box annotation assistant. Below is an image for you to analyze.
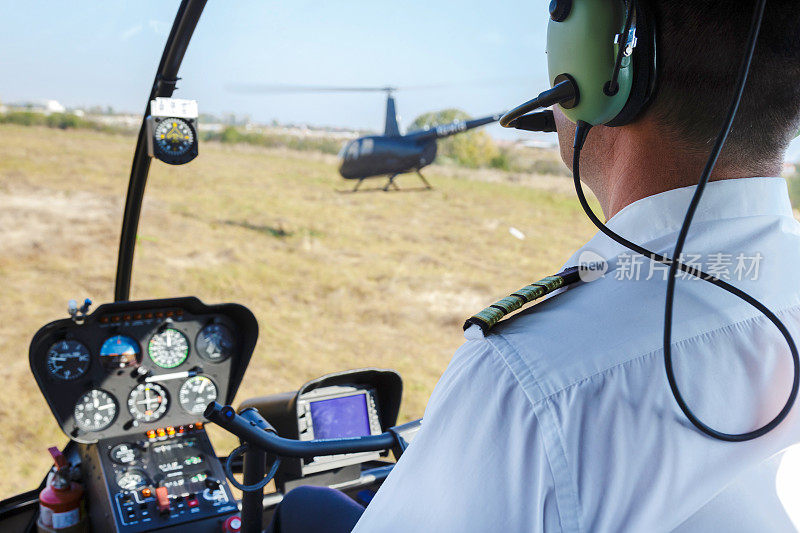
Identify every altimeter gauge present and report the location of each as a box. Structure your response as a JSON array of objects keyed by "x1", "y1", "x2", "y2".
[
  {"x1": 74, "y1": 389, "x2": 118, "y2": 432},
  {"x1": 148, "y1": 328, "x2": 189, "y2": 368},
  {"x1": 179, "y1": 376, "x2": 218, "y2": 414},
  {"x1": 127, "y1": 383, "x2": 169, "y2": 423},
  {"x1": 46, "y1": 340, "x2": 91, "y2": 381}
]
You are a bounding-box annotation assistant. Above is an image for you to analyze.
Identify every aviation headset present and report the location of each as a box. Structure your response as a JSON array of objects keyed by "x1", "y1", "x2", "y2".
[{"x1": 501, "y1": 0, "x2": 800, "y2": 442}]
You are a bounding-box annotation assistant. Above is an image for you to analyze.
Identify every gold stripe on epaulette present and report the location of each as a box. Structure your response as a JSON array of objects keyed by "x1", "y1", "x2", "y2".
[{"x1": 464, "y1": 267, "x2": 580, "y2": 334}]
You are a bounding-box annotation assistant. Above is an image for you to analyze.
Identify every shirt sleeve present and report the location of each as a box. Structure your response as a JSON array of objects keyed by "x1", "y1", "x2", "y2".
[{"x1": 352, "y1": 336, "x2": 563, "y2": 532}]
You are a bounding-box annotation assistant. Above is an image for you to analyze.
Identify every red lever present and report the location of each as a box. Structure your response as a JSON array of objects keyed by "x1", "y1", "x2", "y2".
[
  {"x1": 48, "y1": 446, "x2": 67, "y2": 469},
  {"x1": 155, "y1": 486, "x2": 170, "y2": 512}
]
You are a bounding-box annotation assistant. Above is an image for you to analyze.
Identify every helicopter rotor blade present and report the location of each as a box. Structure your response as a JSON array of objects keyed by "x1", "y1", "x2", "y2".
[
  {"x1": 226, "y1": 82, "x2": 480, "y2": 95},
  {"x1": 227, "y1": 84, "x2": 399, "y2": 94}
]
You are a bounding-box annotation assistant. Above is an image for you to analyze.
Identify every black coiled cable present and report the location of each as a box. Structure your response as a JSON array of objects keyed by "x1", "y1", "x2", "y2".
[
  {"x1": 571, "y1": 0, "x2": 798, "y2": 441},
  {"x1": 224, "y1": 444, "x2": 282, "y2": 492}
]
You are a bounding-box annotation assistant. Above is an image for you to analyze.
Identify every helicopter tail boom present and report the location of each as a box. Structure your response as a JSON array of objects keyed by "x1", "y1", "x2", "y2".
[{"x1": 407, "y1": 113, "x2": 503, "y2": 141}]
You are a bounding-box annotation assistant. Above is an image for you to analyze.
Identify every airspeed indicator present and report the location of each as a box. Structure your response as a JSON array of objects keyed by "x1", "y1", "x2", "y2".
[{"x1": 148, "y1": 328, "x2": 189, "y2": 368}]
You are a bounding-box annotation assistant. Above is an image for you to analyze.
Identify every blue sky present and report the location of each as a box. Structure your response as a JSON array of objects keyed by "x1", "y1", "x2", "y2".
[
  {"x1": 0, "y1": 0, "x2": 547, "y2": 141},
  {"x1": 1, "y1": 1, "x2": 799, "y2": 159}
]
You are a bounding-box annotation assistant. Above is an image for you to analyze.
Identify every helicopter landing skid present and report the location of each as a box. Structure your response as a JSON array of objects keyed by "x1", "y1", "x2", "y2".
[
  {"x1": 414, "y1": 170, "x2": 432, "y2": 190},
  {"x1": 383, "y1": 170, "x2": 433, "y2": 192},
  {"x1": 336, "y1": 171, "x2": 433, "y2": 193},
  {"x1": 382, "y1": 173, "x2": 401, "y2": 191}
]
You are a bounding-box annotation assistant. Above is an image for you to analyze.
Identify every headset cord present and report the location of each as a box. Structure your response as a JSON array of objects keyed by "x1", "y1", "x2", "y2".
[{"x1": 570, "y1": 0, "x2": 797, "y2": 443}]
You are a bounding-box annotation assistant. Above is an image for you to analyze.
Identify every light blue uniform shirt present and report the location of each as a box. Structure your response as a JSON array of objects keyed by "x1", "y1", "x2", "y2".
[{"x1": 353, "y1": 177, "x2": 800, "y2": 532}]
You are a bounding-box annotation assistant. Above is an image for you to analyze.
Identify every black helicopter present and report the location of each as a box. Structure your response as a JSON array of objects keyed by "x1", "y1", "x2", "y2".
[
  {"x1": 231, "y1": 84, "x2": 506, "y2": 192},
  {"x1": 336, "y1": 88, "x2": 502, "y2": 191}
]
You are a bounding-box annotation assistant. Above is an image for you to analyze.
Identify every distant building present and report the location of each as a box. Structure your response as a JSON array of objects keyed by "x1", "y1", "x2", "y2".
[{"x1": 6, "y1": 99, "x2": 66, "y2": 114}]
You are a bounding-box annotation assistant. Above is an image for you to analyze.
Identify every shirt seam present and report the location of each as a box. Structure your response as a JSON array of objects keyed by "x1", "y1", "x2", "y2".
[
  {"x1": 589, "y1": 211, "x2": 796, "y2": 263},
  {"x1": 510, "y1": 301, "x2": 800, "y2": 408},
  {"x1": 486, "y1": 333, "x2": 582, "y2": 533}
]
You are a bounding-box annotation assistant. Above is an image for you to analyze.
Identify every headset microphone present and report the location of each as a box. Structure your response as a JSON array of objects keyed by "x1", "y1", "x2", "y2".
[
  {"x1": 499, "y1": 79, "x2": 577, "y2": 128},
  {"x1": 507, "y1": 110, "x2": 557, "y2": 133}
]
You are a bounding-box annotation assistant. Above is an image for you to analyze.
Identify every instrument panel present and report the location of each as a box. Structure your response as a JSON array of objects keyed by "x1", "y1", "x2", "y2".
[
  {"x1": 29, "y1": 297, "x2": 258, "y2": 443},
  {"x1": 79, "y1": 424, "x2": 238, "y2": 533}
]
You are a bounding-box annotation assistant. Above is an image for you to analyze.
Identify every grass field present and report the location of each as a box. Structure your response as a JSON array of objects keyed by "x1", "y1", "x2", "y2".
[{"x1": 0, "y1": 124, "x2": 595, "y2": 498}]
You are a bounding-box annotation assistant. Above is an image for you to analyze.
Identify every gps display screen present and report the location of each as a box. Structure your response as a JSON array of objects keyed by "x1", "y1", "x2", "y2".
[{"x1": 309, "y1": 394, "x2": 371, "y2": 439}]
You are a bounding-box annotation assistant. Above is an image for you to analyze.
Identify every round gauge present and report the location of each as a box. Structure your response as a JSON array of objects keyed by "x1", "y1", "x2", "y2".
[
  {"x1": 148, "y1": 328, "x2": 189, "y2": 369},
  {"x1": 196, "y1": 323, "x2": 234, "y2": 363},
  {"x1": 109, "y1": 442, "x2": 141, "y2": 465},
  {"x1": 74, "y1": 389, "x2": 118, "y2": 432},
  {"x1": 116, "y1": 468, "x2": 148, "y2": 491},
  {"x1": 46, "y1": 340, "x2": 90, "y2": 381},
  {"x1": 100, "y1": 335, "x2": 141, "y2": 370},
  {"x1": 127, "y1": 383, "x2": 169, "y2": 423},
  {"x1": 179, "y1": 376, "x2": 218, "y2": 415},
  {"x1": 153, "y1": 117, "x2": 197, "y2": 164}
]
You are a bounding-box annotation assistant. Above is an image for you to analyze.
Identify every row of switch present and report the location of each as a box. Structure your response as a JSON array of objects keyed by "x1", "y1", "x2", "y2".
[
  {"x1": 153, "y1": 486, "x2": 200, "y2": 513},
  {"x1": 119, "y1": 487, "x2": 200, "y2": 522}
]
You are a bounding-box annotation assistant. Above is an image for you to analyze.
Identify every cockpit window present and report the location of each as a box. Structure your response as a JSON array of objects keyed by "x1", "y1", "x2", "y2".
[
  {"x1": 339, "y1": 140, "x2": 360, "y2": 160},
  {"x1": 360, "y1": 138, "x2": 373, "y2": 155}
]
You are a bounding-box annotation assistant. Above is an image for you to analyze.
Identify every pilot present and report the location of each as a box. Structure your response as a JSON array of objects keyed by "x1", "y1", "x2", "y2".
[{"x1": 268, "y1": 1, "x2": 800, "y2": 531}]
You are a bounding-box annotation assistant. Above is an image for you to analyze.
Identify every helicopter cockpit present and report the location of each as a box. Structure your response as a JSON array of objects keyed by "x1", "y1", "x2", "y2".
[
  {"x1": 0, "y1": 1, "x2": 423, "y2": 532},
  {"x1": 10, "y1": 296, "x2": 416, "y2": 532}
]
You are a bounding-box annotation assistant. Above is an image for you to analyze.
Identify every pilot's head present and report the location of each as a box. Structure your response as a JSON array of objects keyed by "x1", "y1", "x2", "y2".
[{"x1": 554, "y1": 1, "x2": 800, "y2": 209}]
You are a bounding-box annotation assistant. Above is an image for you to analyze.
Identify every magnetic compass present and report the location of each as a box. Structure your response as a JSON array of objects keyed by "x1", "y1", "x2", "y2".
[
  {"x1": 196, "y1": 323, "x2": 234, "y2": 363},
  {"x1": 147, "y1": 116, "x2": 198, "y2": 165}
]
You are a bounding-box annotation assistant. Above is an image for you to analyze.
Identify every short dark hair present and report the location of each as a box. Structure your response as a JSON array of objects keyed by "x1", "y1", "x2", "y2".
[{"x1": 647, "y1": 1, "x2": 800, "y2": 166}]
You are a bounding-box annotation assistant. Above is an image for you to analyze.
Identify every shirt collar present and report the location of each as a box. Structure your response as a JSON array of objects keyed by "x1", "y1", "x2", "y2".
[{"x1": 567, "y1": 177, "x2": 794, "y2": 264}]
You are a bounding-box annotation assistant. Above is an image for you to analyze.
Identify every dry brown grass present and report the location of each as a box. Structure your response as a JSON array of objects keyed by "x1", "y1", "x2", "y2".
[{"x1": 0, "y1": 125, "x2": 595, "y2": 498}]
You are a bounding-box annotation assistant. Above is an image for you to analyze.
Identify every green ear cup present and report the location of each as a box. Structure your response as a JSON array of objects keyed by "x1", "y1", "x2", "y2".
[{"x1": 547, "y1": 0, "x2": 633, "y2": 125}]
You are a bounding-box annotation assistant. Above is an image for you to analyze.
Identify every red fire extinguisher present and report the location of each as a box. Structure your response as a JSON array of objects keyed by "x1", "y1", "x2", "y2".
[{"x1": 38, "y1": 446, "x2": 86, "y2": 532}]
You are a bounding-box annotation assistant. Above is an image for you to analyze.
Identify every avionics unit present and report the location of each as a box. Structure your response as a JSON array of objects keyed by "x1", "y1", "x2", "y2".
[
  {"x1": 239, "y1": 368, "x2": 403, "y2": 492},
  {"x1": 296, "y1": 385, "x2": 383, "y2": 475}
]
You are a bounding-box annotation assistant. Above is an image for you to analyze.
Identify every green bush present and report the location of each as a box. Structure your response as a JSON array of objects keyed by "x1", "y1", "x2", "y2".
[
  {"x1": 489, "y1": 151, "x2": 511, "y2": 171},
  {"x1": 45, "y1": 113, "x2": 89, "y2": 129},
  {"x1": 409, "y1": 109, "x2": 500, "y2": 168},
  {"x1": 0, "y1": 111, "x2": 125, "y2": 134},
  {"x1": 218, "y1": 126, "x2": 244, "y2": 144},
  {"x1": 204, "y1": 127, "x2": 343, "y2": 155},
  {"x1": 0, "y1": 111, "x2": 46, "y2": 126}
]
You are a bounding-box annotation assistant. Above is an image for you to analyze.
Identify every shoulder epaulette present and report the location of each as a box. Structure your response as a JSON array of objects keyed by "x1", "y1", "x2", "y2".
[{"x1": 463, "y1": 266, "x2": 581, "y2": 335}]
